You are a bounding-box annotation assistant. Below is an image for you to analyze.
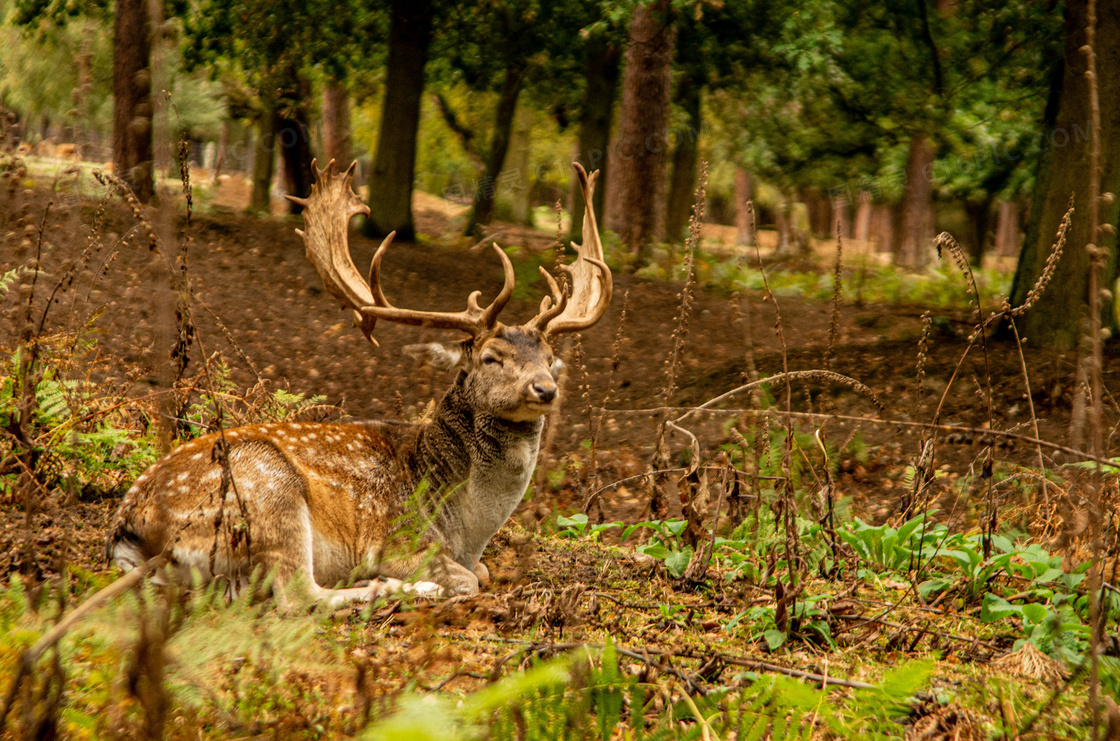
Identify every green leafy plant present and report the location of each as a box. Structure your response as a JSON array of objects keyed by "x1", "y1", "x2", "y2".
[{"x1": 554, "y1": 513, "x2": 621, "y2": 541}]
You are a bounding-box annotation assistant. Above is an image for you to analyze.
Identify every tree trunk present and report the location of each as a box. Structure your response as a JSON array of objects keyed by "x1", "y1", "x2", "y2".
[
  {"x1": 774, "y1": 192, "x2": 799, "y2": 256},
  {"x1": 504, "y1": 106, "x2": 532, "y2": 225},
  {"x1": 112, "y1": 0, "x2": 153, "y2": 202},
  {"x1": 210, "y1": 120, "x2": 228, "y2": 185},
  {"x1": 465, "y1": 63, "x2": 526, "y2": 236},
  {"x1": 364, "y1": 0, "x2": 433, "y2": 241},
  {"x1": 322, "y1": 80, "x2": 351, "y2": 167},
  {"x1": 734, "y1": 169, "x2": 754, "y2": 246},
  {"x1": 803, "y1": 188, "x2": 831, "y2": 238},
  {"x1": 568, "y1": 38, "x2": 620, "y2": 245},
  {"x1": 613, "y1": 1, "x2": 676, "y2": 268},
  {"x1": 854, "y1": 192, "x2": 872, "y2": 242},
  {"x1": 994, "y1": 201, "x2": 1020, "y2": 257},
  {"x1": 1007, "y1": 0, "x2": 1120, "y2": 348},
  {"x1": 664, "y1": 74, "x2": 701, "y2": 244},
  {"x1": 896, "y1": 134, "x2": 936, "y2": 268},
  {"x1": 249, "y1": 109, "x2": 276, "y2": 214},
  {"x1": 278, "y1": 77, "x2": 314, "y2": 215},
  {"x1": 831, "y1": 197, "x2": 851, "y2": 239},
  {"x1": 965, "y1": 196, "x2": 994, "y2": 265},
  {"x1": 870, "y1": 204, "x2": 896, "y2": 254},
  {"x1": 75, "y1": 20, "x2": 95, "y2": 156}
]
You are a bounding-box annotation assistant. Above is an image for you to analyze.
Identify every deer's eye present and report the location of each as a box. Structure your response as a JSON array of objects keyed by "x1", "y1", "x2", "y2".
[{"x1": 482, "y1": 354, "x2": 501, "y2": 365}]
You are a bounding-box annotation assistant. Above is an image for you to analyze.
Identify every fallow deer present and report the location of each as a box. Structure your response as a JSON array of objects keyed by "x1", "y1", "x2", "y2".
[{"x1": 106, "y1": 161, "x2": 612, "y2": 608}]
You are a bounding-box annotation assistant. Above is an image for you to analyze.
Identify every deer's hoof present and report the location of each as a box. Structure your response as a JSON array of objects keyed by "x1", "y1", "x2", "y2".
[{"x1": 402, "y1": 581, "x2": 444, "y2": 599}]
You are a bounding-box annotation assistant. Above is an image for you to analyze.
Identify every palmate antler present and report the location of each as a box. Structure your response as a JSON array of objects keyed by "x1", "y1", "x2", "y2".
[
  {"x1": 290, "y1": 159, "x2": 515, "y2": 344},
  {"x1": 531, "y1": 163, "x2": 613, "y2": 338},
  {"x1": 291, "y1": 159, "x2": 611, "y2": 344}
]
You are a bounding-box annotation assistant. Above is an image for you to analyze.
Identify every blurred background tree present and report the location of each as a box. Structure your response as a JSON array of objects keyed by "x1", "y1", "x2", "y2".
[{"x1": 0, "y1": 0, "x2": 1113, "y2": 342}]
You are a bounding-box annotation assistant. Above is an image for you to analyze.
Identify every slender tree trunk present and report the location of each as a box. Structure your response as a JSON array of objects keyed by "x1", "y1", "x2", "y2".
[
  {"x1": 614, "y1": 1, "x2": 676, "y2": 268},
  {"x1": 664, "y1": 74, "x2": 701, "y2": 244},
  {"x1": 112, "y1": 0, "x2": 153, "y2": 202},
  {"x1": 831, "y1": 197, "x2": 851, "y2": 239},
  {"x1": 854, "y1": 192, "x2": 872, "y2": 242},
  {"x1": 774, "y1": 192, "x2": 794, "y2": 255},
  {"x1": 896, "y1": 133, "x2": 936, "y2": 268},
  {"x1": 568, "y1": 38, "x2": 620, "y2": 245},
  {"x1": 322, "y1": 80, "x2": 352, "y2": 167},
  {"x1": 734, "y1": 169, "x2": 754, "y2": 246},
  {"x1": 808, "y1": 189, "x2": 832, "y2": 238},
  {"x1": 278, "y1": 76, "x2": 314, "y2": 215},
  {"x1": 74, "y1": 21, "x2": 95, "y2": 157},
  {"x1": 870, "y1": 204, "x2": 896, "y2": 253},
  {"x1": 1007, "y1": 0, "x2": 1120, "y2": 348},
  {"x1": 965, "y1": 196, "x2": 994, "y2": 265},
  {"x1": 994, "y1": 201, "x2": 1020, "y2": 257},
  {"x1": 505, "y1": 106, "x2": 532, "y2": 225},
  {"x1": 249, "y1": 108, "x2": 276, "y2": 214},
  {"x1": 210, "y1": 120, "x2": 227, "y2": 185},
  {"x1": 364, "y1": 0, "x2": 433, "y2": 241},
  {"x1": 465, "y1": 63, "x2": 526, "y2": 235}
]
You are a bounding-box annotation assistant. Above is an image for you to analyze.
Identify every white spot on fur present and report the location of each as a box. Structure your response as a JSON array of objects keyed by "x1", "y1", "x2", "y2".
[{"x1": 177, "y1": 472, "x2": 190, "y2": 483}]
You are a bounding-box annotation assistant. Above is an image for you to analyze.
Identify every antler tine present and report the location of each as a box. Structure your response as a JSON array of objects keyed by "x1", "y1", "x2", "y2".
[
  {"x1": 526, "y1": 266, "x2": 568, "y2": 330},
  {"x1": 538, "y1": 163, "x2": 614, "y2": 337},
  {"x1": 479, "y1": 242, "x2": 516, "y2": 327},
  {"x1": 357, "y1": 241, "x2": 516, "y2": 334},
  {"x1": 296, "y1": 163, "x2": 518, "y2": 342},
  {"x1": 367, "y1": 232, "x2": 397, "y2": 307}
]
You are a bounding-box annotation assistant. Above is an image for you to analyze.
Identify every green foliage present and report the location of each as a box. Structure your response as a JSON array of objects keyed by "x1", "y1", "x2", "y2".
[
  {"x1": 0, "y1": 342, "x2": 161, "y2": 498},
  {"x1": 555, "y1": 513, "x2": 620, "y2": 541},
  {"x1": 364, "y1": 642, "x2": 934, "y2": 740},
  {"x1": 0, "y1": 571, "x2": 349, "y2": 738}
]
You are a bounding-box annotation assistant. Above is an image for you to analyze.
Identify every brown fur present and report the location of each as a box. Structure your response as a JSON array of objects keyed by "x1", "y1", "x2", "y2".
[{"x1": 106, "y1": 327, "x2": 560, "y2": 607}]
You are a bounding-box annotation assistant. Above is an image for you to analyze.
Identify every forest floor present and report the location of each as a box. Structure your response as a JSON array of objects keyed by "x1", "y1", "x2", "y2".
[{"x1": 0, "y1": 163, "x2": 1116, "y2": 739}]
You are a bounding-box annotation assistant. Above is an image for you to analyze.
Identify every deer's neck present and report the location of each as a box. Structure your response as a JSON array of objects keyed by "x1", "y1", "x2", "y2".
[{"x1": 416, "y1": 382, "x2": 542, "y2": 566}]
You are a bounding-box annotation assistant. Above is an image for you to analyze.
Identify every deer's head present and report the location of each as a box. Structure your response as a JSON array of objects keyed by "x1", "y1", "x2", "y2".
[{"x1": 289, "y1": 161, "x2": 612, "y2": 423}]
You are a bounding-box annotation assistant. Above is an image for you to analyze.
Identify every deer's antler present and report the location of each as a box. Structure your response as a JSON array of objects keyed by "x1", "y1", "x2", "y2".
[
  {"x1": 292, "y1": 159, "x2": 516, "y2": 343},
  {"x1": 529, "y1": 163, "x2": 613, "y2": 337}
]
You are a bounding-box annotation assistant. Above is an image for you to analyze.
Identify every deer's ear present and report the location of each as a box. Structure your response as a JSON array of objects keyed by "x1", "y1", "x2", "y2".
[{"x1": 403, "y1": 341, "x2": 470, "y2": 371}]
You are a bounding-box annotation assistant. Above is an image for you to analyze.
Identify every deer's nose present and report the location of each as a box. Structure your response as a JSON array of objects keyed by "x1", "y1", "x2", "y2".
[{"x1": 531, "y1": 382, "x2": 557, "y2": 404}]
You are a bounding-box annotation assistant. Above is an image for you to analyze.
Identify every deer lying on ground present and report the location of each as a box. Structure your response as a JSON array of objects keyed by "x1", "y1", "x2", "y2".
[{"x1": 106, "y1": 161, "x2": 612, "y2": 608}]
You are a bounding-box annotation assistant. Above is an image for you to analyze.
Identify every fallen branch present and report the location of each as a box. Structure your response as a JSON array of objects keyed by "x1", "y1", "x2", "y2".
[{"x1": 480, "y1": 636, "x2": 875, "y2": 690}]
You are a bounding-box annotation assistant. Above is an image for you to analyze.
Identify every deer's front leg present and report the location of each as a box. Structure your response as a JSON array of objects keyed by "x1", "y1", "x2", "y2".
[{"x1": 377, "y1": 550, "x2": 480, "y2": 596}]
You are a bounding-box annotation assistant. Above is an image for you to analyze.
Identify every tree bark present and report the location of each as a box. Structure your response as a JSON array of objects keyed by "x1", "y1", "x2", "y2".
[
  {"x1": 870, "y1": 204, "x2": 896, "y2": 254},
  {"x1": 965, "y1": 196, "x2": 994, "y2": 265},
  {"x1": 734, "y1": 169, "x2": 754, "y2": 246},
  {"x1": 568, "y1": 38, "x2": 620, "y2": 245},
  {"x1": 249, "y1": 108, "x2": 276, "y2": 214},
  {"x1": 896, "y1": 133, "x2": 936, "y2": 268},
  {"x1": 465, "y1": 62, "x2": 526, "y2": 235},
  {"x1": 734, "y1": 169, "x2": 755, "y2": 246},
  {"x1": 664, "y1": 73, "x2": 701, "y2": 244},
  {"x1": 210, "y1": 120, "x2": 228, "y2": 185},
  {"x1": 994, "y1": 201, "x2": 1020, "y2": 257},
  {"x1": 322, "y1": 80, "x2": 352, "y2": 167},
  {"x1": 112, "y1": 0, "x2": 153, "y2": 202},
  {"x1": 613, "y1": 1, "x2": 676, "y2": 268},
  {"x1": 278, "y1": 76, "x2": 314, "y2": 215},
  {"x1": 505, "y1": 106, "x2": 532, "y2": 225},
  {"x1": 854, "y1": 192, "x2": 872, "y2": 242},
  {"x1": 1007, "y1": 0, "x2": 1120, "y2": 348},
  {"x1": 364, "y1": 0, "x2": 434, "y2": 241},
  {"x1": 801, "y1": 188, "x2": 829, "y2": 238}
]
